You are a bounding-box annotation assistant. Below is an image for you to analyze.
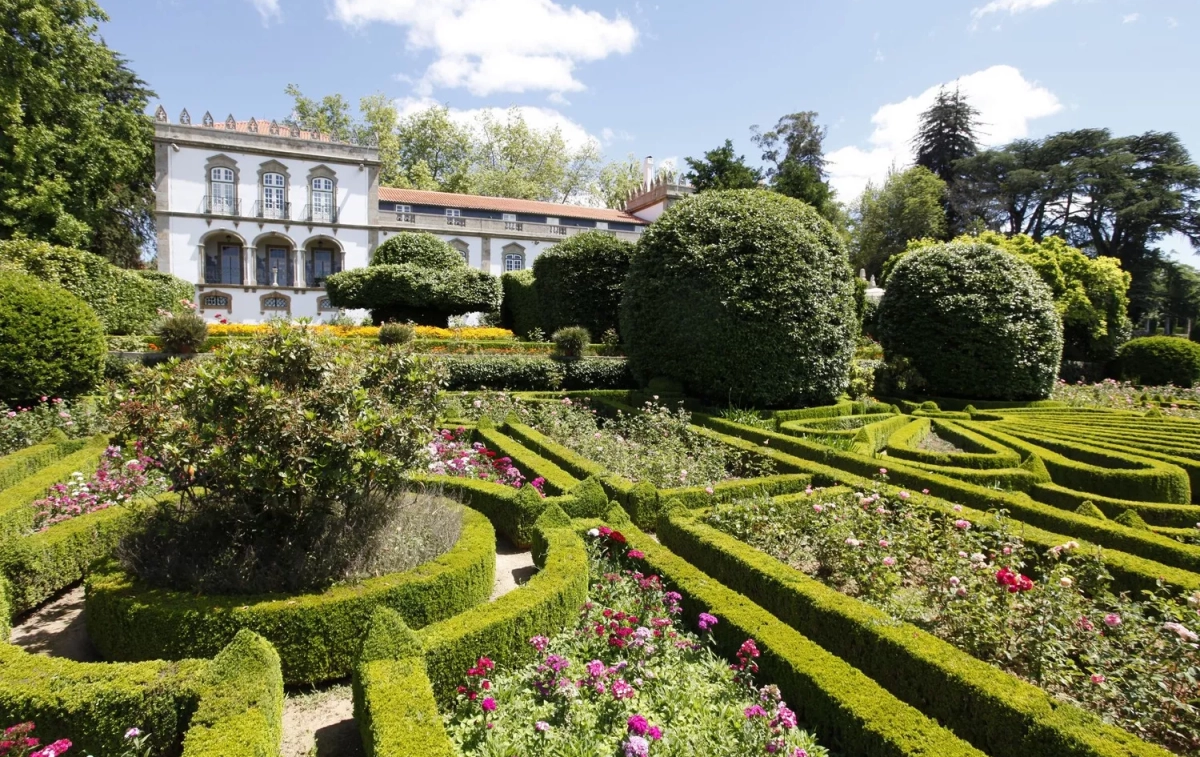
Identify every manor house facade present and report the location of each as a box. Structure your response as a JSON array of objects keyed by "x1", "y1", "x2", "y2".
[{"x1": 152, "y1": 107, "x2": 687, "y2": 322}]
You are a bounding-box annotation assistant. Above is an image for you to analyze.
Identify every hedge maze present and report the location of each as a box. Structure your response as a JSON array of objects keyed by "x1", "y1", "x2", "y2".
[{"x1": 1, "y1": 391, "x2": 1198, "y2": 756}]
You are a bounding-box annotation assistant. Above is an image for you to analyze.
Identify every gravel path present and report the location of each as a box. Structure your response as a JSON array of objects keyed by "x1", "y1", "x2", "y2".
[
  {"x1": 9, "y1": 585, "x2": 96, "y2": 662},
  {"x1": 492, "y1": 536, "x2": 537, "y2": 600}
]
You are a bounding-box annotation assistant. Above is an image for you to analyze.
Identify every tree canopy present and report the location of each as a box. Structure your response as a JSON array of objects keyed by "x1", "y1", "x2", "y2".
[
  {"x1": 0, "y1": 0, "x2": 156, "y2": 267},
  {"x1": 682, "y1": 139, "x2": 763, "y2": 191},
  {"x1": 751, "y1": 111, "x2": 837, "y2": 219},
  {"x1": 852, "y1": 166, "x2": 948, "y2": 278}
]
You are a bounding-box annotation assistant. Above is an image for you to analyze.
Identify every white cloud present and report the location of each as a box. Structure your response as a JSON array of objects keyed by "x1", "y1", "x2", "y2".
[
  {"x1": 249, "y1": 0, "x2": 281, "y2": 24},
  {"x1": 825, "y1": 65, "x2": 1062, "y2": 201},
  {"x1": 396, "y1": 97, "x2": 598, "y2": 151},
  {"x1": 333, "y1": 0, "x2": 637, "y2": 97},
  {"x1": 1122, "y1": 12, "x2": 1139, "y2": 23},
  {"x1": 971, "y1": 0, "x2": 1063, "y2": 20}
]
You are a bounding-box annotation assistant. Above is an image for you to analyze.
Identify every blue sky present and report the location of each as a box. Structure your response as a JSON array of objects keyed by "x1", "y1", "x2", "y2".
[{"x1": 101, "y1": 0, "x2": 1198, "y2": 251}]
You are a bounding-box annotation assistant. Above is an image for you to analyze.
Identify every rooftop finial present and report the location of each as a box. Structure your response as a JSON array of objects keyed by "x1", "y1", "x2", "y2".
[{"x1": 154, "y1": 105, "x2": 167, "y2": 123}]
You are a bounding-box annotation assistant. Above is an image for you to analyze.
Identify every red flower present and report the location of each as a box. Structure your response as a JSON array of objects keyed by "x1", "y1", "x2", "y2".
[{"x1": 610, "y1": 530, "x2": 627, "y2": 544}]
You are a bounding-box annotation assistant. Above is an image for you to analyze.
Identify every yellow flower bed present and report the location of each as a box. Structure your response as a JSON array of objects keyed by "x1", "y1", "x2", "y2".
[{"x1": 206, "y1": 323, "x2": 516, "y2": 341}]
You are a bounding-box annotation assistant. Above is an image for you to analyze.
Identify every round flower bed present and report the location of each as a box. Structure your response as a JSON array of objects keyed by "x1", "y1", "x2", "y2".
[{"x1": 84, "y1": 506, "x2": 497, "y2": 684}]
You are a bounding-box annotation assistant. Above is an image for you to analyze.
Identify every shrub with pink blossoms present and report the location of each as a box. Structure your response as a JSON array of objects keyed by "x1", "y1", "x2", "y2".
[
  {"x1": 0, "y1": 396, "x2": 103, "y2": 456},
  {"x1": 30, "y1": 445, "x2": 167, "y2": 531}
]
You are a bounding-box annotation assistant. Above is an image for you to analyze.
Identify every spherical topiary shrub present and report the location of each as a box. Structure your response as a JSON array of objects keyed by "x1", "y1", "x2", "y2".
[
  {"x1": 1116, "y1": 336, "x2": 1200, "y2": 387},
  {"x1": 620, "y1": 190, "x2": 858, "y2": 407},
  {"x1": 372, "y1": 231, "x2": 465, "y2": 268},
  {"x1": 877, "y1": 242, "x2": 1063, "y2": 400},
  {"x1": 533, "y1": 231, "x2": 634, "y2": 338},
  {"x1": 0, "y1": 267, "x2": 106, "y2": 404}
]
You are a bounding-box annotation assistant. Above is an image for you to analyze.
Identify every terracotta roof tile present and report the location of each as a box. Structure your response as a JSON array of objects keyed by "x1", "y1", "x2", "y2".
[{"x1": 378, "y1": 187, "x2": 646, "y2": 225}]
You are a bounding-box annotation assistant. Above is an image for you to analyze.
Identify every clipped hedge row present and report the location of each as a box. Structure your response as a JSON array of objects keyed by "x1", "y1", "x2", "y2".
[
  {"x1": 439, "y1": 355, "x2": 634, "y2": 391},
  {"x1": 0, "y1": 630, "x2": 282, "y2": 757},
  {"x1": 85, "y1": 506, "x2": 497, "y2": 684},
  {"x1": 0, "y1": 434, "x2": 109, "y2": 540},
  {"x1": 1031, "y1": 482, "x2": 1200, "y2": 529},
  {"x1": 602, "y1": 506, "x2": 985, "y2": 757},
  {"x1": 658, "y1": 506, "x2": 1170, "y2": 757},
  {"x1": 0, "y1": 433, "x2": 88, "y2": 492},
  {"x1": 690, "y1": 413, "x2": 1200, "y2": 594},
  {"x1": 884, "y1": 418, "x2": 1022, "y2": 470}
]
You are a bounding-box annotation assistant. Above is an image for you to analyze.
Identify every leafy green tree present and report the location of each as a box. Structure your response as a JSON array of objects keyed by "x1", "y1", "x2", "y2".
[
  {"x1": 906, "y1": 232, "x2": 1132, "y2": 361},
  {"x1": 683, "y1": 140, "x2": 763, "y2": 191},
  {"x1": 914, "y1": 88, "x2": 980, "y2": 184},
  {"x1": 597, "y1": 154, "x2": 643, "y2": 209},
  {"x1": 0, "y1": 0, "x2": 156, "y2": 267},
  {"x1": 751, "y1": 112, "x2": 836, "y2": 217},
  {"x1": 394, "y1": 104, "x2": 474, "y2": 192},
  {"x1": 852, "y1": 166, "x2": 947, "y2": 278},
  {"x1": 284, "y1": 84, "x2": 355, "y2": 141},
  {"x1": 1150, "y1": 260, "x2": 1200, "y2": 336}
]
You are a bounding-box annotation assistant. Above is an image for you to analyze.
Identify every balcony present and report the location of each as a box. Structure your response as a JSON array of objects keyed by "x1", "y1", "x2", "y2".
[
  {"x1": 303, "y1": 204, "x2": 338, "y2": 224},
  {"x1": 253, "y1": 201, "x2": 291, "y2": 221},
  {"x1": 203, "y1": 195, "x2": 241, "y2": 216},
  {"x1": 387, "y1": 211, "x2": 642, "y2": 242}
]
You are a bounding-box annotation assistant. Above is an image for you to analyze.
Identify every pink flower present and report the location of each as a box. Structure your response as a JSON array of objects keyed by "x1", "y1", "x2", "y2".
[
  {"x1": 812, "y1": 504, "x2": 824, "y2": 513},
  {"x1": 951, "y1": 504, "x2": 963, "y2": 512},
  {"x1": 697, "y1": 612, "x2": 719, "y2": 631},
  {"x1": 1163, "y1": 622, "x2": 1198, "y2": 642},
  {"x1": 627, "y1": 549, "x2": 645, "y2": 560},
  {"x1": 535, "y1": 721, "x2": 550, "y2": 732},
  {"x1": 954, "y1": 519, "x2": 971, "y2": 530},
  {"x1": 481, "y1": 697, "x2": 497, "y2": 712},
  {"x1": 898, "y1": 491, "x2": 910, "y2": 500},
  {"x1": 611, "y1": 679, "x2": 635, "y2": 699},
  {"x1": 627, "y1": 714, "x2": 649, "y2": 735},
  {"x1": 705, "y1": 486, "x2": 714, "y2": 495},
  {"x1": 879, "y1": 467, "x2": 888, "y2": 475},
  {"x1": 744, "y1": 705, "x2": 768, "y2": 718},
  {"x1": 1091, "y1": 673, "x2": 1106, "y2": 684},
  {"x1": 883, "y1": 556, "x2": 896, "y2": 567},
  {"x1": 529, "y1": 635, "x2": 549, "y2": 652},
  {"x1": 1104, "y1": 614, "x2": 1121, "y2": 628},
  {"x1": 879, "y1": 539, "x2": 890, "y2": 548},
  {"x1": 922, "y1": 489, "x2": 930, "y2": 495}
]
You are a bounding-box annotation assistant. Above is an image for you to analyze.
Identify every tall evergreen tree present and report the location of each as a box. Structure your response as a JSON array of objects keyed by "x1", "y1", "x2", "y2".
[
  {"x1": 913, "y1": 88, "x2": 981, "y2": 184},
  {"x1": 683, "y1": 140, "x2": 763, "y2": 191},
  {"x1": 752, "y1": 111, "x2": 836, "y2": 218},
  {"x1": 0, "y1": 0, "x2": 156, "y2": 267}
]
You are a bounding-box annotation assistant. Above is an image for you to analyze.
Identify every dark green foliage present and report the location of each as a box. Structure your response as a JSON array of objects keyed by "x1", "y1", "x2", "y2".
[
  {"x1": 878, "y1": 242, "x2": 1063, "y2": 400},
  {"x1": 0, "y1": 268, "x2": 105, "y2": 404},
  {"x1": 1116, "y1": 336, "x2": 1200, "y2": 387},
  {"x1": 0, "y1": 239, "x2": 192, "y2": 335},
  {"x1": 682, "y1": 139, "x2": 763, "y2": 191},
  {"x1": 154, "y1": 309, "x2": 207, "y2": 353},
  {"x1": 620, "y1": 189, "x2": 858, "y2": 407},
  {"x1": 914, "y1": 88, "x2": 980, "y2": 186},
  {"x1": 499, "y1": 270, "x2": 540, "y2": 339},
  {"x1": 532, "y1": 231, "x2": 634, "y2": 336},
  {"x1": 379, "y1": 322, "x2": 415, "y2": 345},
  {"x1": 327, "y1": 232, "x2": 499, "y2": 326},
  {"x1": 439, "y1": 356, "x2": 633, "y2": 391},
  {"x1": 551, "y1": 326, "x2": 590, "y2": 358}
]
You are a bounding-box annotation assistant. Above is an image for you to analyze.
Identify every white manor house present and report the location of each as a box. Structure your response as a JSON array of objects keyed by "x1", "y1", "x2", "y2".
[{"x1": 152, "y1": 107, "x2": 689, "y2": 323}]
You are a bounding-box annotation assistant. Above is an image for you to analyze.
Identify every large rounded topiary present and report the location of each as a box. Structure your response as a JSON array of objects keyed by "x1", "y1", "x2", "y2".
[
  {"x1": 1116, "y1": 336, "x2": 1200, "y2": 387},
  {"x1": 0, "y1": 267, "x2": 106, "y2": 404},
  {"x1": 533, "y1": 230, "x2": 634, "y2": 338},
  {"x1": 877, "y1": 242, "x2": 1063, "y2": 400},
  {"x1": 620, "y1": 190, "x2": 858, "y2": 407},
  {"x1": 372, "y1": 231, "x2": 466, "y2": 269}
]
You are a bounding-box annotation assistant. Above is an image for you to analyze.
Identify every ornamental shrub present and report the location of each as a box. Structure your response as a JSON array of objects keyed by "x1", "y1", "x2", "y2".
[
  {"x1": 0, "y1": 268, "x2": 106, "y2": 404},
  {"x1": 155, "y1": 308, "x2": 208, "y2": 354},
  {"x1": 1116, "y1": 336, "x2": 1200, "y2": 387},
  {"x1": 0, "y1": 239, "x2": 193, "y2": 335},
  {"x1": 620, "y1": 190, "x2": 858, "y2": 407},
  {"x1": 326, "y1": 232, "x2": 500, "y2": 326},
  {"x1": 499, "y1": 270, "x2": 540, "y2": 340},
  {"x1": 551, "y1": 326, "x2": 590, "y2": 359},
  {"x1": 110, "y1": 322, "x2": 449, "y2": 593},
  {"x1": 379, "y1": 321, "x2": 416, "y2": 346},
  {"x1": 877, "y1": 242, "x2": 1063, "y2": 400},
  {"x1": 532, "y1": 231, "x2": 634, "y2": 337}
]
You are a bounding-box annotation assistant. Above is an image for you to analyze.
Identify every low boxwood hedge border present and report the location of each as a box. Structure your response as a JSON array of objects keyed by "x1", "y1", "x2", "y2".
[
  {"x1": 885, "y1": 418, "x2": 1022, "y2": 470},
  {"x1": 353, "y1": 504, "x2": 588, "y2": 756},
  {"x1": 693, "y1": 412, "x2": 1200, "y2": 591},
  {"x1": 0, "y1": 435, "x2": 109, "y2": 540},
  {"x1": 0, "y1": 629, "x2": 282, "y2": 757},
  {"x1": 85, "y1": 505, "x2": 497, "y2": 684},
  {"x1": 657, "y1": 504, "x2": 1170, "y2": 757},
  {"x1": 0, "y1": 433, "x2": 88, "y2": 493}
]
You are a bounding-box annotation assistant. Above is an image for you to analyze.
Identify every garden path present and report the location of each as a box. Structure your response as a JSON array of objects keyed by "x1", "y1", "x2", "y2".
[{"x1": 9, "y1": 586, "x2": 96, "y2": 661}]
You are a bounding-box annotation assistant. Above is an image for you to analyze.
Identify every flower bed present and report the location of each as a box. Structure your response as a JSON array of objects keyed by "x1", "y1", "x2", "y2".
[
  {"x1": 705, "y1": 489, "x2": 1200, "y2": 754},
  {"x1": 425, "y1": 428, "x2": 546, "y2": 496},
  {"x1": 30, "y1": 445, "x2": 165, "y2": 531},
  {"x1": 205, "y1": 323, "x2": 515, "y2": 341},
  {"x1": 0, "y1": 398, "x2": 103, "y2": 457},
  {"x1": 442, "y1": 528, "x2": 825, "y2": 757},
  {"x1": 1053, "y1": 380, "x2": 1200, "y2": 418}
]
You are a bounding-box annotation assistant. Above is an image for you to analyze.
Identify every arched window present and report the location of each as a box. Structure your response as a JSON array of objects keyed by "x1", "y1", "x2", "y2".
[
  {"x1": 503, "y1": 243, "x2": 525, "y2": 272},
  {"x1": 205, "y1": 243, "x2": 243, "y2": 285},
  {"x1": 307, "y1": 247, "x2": 341, "y2": 287},
  {"x1": 261, "y1": 172, "x2": 287, "y2": 219},
  {"x1": 209, "y1": 167, "x2": 236, "y2": 215},
  {"x1": 256, "y1": 246, "x2": 293, "y2": 287},
  {"x1": 311, "y1": 177, "x2": 335, "y2": 223},
  {"x1": 449, "y1": 239, "x2": 470, "y2": 265}
]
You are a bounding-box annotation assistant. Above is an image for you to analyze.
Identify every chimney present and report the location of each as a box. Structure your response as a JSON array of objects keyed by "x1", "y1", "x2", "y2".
[{"x1": 643, "y1": 156, "x2": 654, "y2": 190}]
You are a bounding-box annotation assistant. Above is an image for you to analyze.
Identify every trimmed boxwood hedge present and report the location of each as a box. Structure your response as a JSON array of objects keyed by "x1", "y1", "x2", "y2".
[
  {"x1": 0, "y1": 434, "x2": 109, "y2": 540},
  {"x1": 878, "y1": 242, "x2": 1064, "y2": 400},
  {"x1": 532, "y1": 231, "x2": 634, "y2": 338},
  {"x1": 885, "y1": 418, "x2": 1022, "y2": 470},
  {"x1": 438, "y1": 355, "x2": 634, "y2": 391},
  {"x1": 658, "y1": 505, "x2": 1171, "y2": 757},
  {"x1": 84, "y1": 506, "x2": 497, "y2": 684},
  {"x1": 1117, "y1": 336, "x2": 1200, "y2": 387},
  {"x1": 499, "y1": 269, "x2": 540, "y2": 340},
  {"x1": 621, "y1": 189, "x2": 858, "y2": 407},
  {"x1": 0, "y1": 630, "x2": 282, "y2": 757},
  {"x1": 0, "y1": 432, "x2": 88, "y2": 493}
]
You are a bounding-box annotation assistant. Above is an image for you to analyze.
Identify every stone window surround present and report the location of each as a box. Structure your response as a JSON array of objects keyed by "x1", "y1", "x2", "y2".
[
  {"x1": 198, "y1": 289, "x2": 234, "y2": 313},
  {"x1": 448, "y1": 238, "x2": 470, "y2": 265},
  {"x1": 205, "y1": 154, "x2": 240, "y2": 208},
  {"x1": 502, "y1": 242, "x2": 526, "y2": 271},
  {"x1": 259, "y1": 291, "x2": 292, "y2": 315},
  {"x1": 257, "y1": 159, "x2": 291, "y2": 216},
  {"x1": 307, "y1": 164, "x2": 338, "y2": 217}
]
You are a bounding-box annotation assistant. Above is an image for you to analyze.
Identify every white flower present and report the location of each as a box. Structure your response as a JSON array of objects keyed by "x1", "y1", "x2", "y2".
[
  {"x1": 1164, "y1": 622, "x2": 1199, "y2": 643},
  {"x1": 1059, "y1": 577, "x2": 1073, "y2": 588},
  {"x1": 587, "y1": 528, "x2": 600, "y2": 538}
]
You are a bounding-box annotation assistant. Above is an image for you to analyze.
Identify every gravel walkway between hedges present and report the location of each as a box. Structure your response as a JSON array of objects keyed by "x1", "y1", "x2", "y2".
[
  {"x1": 9, "y1": 585, "x2": 97, "y2": 662},
  {"x1": 492, "y1": 537, "x2": 537, "y2": 600}
]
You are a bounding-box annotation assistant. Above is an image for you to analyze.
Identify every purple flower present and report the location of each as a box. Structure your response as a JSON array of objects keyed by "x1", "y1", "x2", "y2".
[
  {"x1": 623, "y1": 735, "x2": 650, "y2": 757},
  {"x1": 529, "y1": 635, "x2": 549, "y2": 652},
  {"x1": 627, "y1": 714, "x2": 649, "y2": 735},
  {"x1": 744, "y1": 705, "x2": 768, "y2": 718},
  {"x1": 697, "y1": 612, "x2": 718, "y2": 631},
  {"x1": 535, "y1": 721, "x2": 549, "y2": 733},
  {"x1": 124, "y1": 727, "x2": 141, "y2": 739},
  {"x1": 481, "y1": 697, "x2": 497, "y2": 712}
]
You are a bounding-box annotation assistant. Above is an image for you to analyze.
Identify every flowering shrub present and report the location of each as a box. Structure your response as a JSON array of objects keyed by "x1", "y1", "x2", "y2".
[
  {"x1": 0, "y1": 723, "x2": 70, "y2": 757},
  {"x1": 454, "y1": 394, "x2": 774, "y2": 488},
  {"x1": 0, "y1": 397, "x2": 103, "y2": 456},
  {"x1": 443, "y1": 530, "x2": 824, "y2": 757},
  {"x1": 206, "y1": 323, "x2": 515, "y2": 341},
  {"x1": 1052, "y1": 378, "x2": 1200, "y2": 418},
  {"x1": 707, "y1": 490, "x2": 1200, "y2": 753},
  {"x1": 30, "y1": 445, "x2": 166, "y2": 531},
  {"x1": 425, "y1": 427, "x2": 545, "y2": 495}
]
